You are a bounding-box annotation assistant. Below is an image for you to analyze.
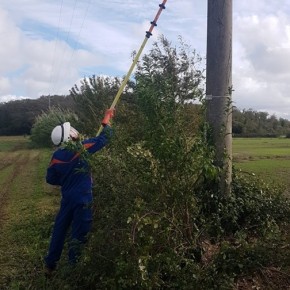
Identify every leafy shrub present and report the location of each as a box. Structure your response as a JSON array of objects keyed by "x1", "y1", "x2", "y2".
[
  {"x1": 197, "y1": 169, "x2": 290, "y2": 239},
  {"x1": 32, "y1": 37, "x2": 290, "y2": 289},
  {"x1": 30, "y1": 107, "x2": 79, "y2": 147}
]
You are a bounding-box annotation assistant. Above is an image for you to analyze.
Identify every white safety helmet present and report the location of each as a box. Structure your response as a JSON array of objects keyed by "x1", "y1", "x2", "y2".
[{"x1": 51, "y1": 122, "x2": 79, "y2": 146}]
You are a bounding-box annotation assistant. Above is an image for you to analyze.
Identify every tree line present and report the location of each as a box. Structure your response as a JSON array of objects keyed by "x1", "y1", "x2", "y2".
[
  {"x1": 232, "y1": 107, "x2": 290, "y2": 137},
  {"x1": 0, "y1": 95, "x2": 75, "y2": 135},
  {"x1": 1, "y1": 93, "x2": 290, "y2": 137}
]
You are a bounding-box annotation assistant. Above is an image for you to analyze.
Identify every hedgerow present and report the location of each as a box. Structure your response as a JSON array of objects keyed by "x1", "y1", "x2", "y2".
[{"x1": 28, "y1": 37, "x2": 290, "y2": 289}]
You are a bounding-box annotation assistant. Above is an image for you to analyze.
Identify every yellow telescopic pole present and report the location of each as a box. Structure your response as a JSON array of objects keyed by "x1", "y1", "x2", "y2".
[
  {"x1": 97, "y1": 0, "x2": 168, "y2": 135},
  {"x1": 110, "y1": 37, "x2": 148, "y2": 110}
]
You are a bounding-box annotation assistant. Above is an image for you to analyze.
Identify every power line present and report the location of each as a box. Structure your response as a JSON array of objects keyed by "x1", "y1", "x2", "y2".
[
  {"x1": 50, "y1": 0, "x2": 92, "y2": 99},
  {"x1": 52, "y1": 0, "x2": 78, "y2": 96},
  {"x1": 48, "y1": 0, "x2": 64, "y2": 108},
  {"x1": 67, "y1": 0, "x2": 92, "y2": 78}
]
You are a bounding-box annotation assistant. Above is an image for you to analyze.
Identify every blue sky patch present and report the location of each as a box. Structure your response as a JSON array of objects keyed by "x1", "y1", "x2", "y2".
[
  {"x1": 5, "y1": 64, "x2": 30, "y2": 78},
  {"x1": 21, "y1": 19, "x2": 87, "y2": 50}
]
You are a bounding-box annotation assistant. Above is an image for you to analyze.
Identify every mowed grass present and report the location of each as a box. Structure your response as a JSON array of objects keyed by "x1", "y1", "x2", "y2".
[
  {"x1": 233, "y1": 137, "x2": 290, "y2": 188},
  {"x1": 0, "y1": 135, "x2": 29, "y2": 151},
  {"x1": 0, "y1": 136, "x2": 59, "y2": 289}
]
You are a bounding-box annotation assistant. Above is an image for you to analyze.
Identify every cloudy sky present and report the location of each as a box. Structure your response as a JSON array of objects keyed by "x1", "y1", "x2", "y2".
[{"x1": 0, "y1": 0, "x2": 290, "y2": 119}]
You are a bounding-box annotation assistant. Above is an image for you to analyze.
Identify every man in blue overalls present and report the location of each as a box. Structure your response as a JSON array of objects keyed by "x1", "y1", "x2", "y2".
[{"x1": 44, "y1": 109, "x2": 114, "y2": 275}]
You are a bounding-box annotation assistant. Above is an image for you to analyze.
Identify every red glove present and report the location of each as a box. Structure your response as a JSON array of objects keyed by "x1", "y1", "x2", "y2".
[{"x1": 101, "y1": 108, "x2": 115, "y2": 126}]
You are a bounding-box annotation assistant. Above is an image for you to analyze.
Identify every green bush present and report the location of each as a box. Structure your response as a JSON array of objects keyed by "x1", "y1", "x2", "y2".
[
  {"x1": 30, "y1": 107, "x2": 79, "y2": 147},
  {"x1": 196, "y1": 169, "x2": 290, "y2": 239},
  {"x1": 31, "y1": 37, "x2": 290, "y2": 289},
  {"x1": 43, "y1": 131, "x2": 290, "y2": 289}
]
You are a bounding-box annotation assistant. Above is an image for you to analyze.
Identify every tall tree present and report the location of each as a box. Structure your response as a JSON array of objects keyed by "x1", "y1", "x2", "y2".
[{"x1": 70, "y1": 75, "x2": 134, "y2": 135}]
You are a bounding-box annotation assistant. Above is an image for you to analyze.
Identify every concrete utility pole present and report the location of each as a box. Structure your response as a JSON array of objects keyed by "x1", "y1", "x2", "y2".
[{"x1": 206, "y1": 0, "x2": 232, "y2": 195}]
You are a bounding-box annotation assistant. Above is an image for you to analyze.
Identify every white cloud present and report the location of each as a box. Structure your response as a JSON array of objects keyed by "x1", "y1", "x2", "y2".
[
  {"x1": 232, "y1": 1, "x2": 290, "y2": 118},
  {"x1": 0, "y1": 0, "x2": 290, "y2": 120},
  {"x1": 0, "y1": 8, "x2": 24, "y2": 74},
  {"x1": 0, "y1": 77, "x2": 11, "y2": 94},
  {"x1": 0, "y1": 94, "x2": 25, "y2": 103},
  {"x1": 0, "y1": 2, "x2": 103, "y2": 99}
]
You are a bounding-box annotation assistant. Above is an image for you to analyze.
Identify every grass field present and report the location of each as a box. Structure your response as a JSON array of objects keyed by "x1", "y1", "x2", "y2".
[
  {"x1": 233, "y1": 137, "x2": 290, "y2": 189},
  {"x1": 0, "y1": 136, "x2": 59, "y2": 289},
  {"x1": 0, "y1": 136, "x2": 289, "y2": 288}
]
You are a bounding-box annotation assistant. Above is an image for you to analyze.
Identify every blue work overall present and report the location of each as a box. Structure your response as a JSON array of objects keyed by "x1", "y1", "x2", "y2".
[{"x1": 44, "y1": 126, "x2": 112, "y2": 269}]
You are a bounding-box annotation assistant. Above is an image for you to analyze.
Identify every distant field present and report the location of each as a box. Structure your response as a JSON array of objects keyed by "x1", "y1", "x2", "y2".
[
  {"x1": 233, "y1": 137, "x2": 290, "y2": 188},
  {"x1": 0, "y1": 135, "x2": 29, "y2": 151}
]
